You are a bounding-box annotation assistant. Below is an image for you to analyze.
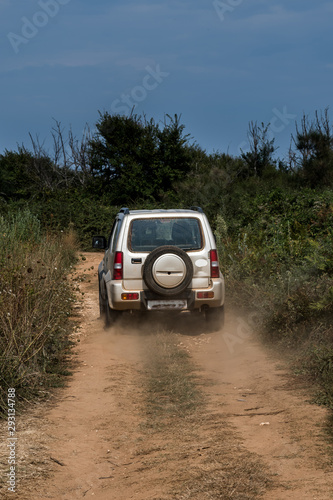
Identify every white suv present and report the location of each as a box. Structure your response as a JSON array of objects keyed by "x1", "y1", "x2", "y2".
[{"x1": 92, "y1": 207, "x2": 225, "y2": 330}]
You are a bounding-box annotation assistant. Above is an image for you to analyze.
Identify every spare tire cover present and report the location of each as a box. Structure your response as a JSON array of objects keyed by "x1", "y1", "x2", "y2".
[{"x1": 143, "y1": 246, "x2": 193, "y2": 296}]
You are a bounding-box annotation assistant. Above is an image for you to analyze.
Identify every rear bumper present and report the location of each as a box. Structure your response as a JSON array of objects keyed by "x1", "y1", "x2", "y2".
[{"x1": 106, "y1": 278, "x2": 224, "y2": 312}]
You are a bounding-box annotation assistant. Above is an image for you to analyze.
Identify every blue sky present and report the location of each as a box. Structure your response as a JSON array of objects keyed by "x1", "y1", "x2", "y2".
[{"x1": 1, "y1": 0, "x2": 332, "y2": 161}]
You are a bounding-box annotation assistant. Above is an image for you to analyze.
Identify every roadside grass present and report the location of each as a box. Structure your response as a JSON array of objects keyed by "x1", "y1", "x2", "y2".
[
  {"x1": 323, "y1": 413, "x2": 333, "y2": 452},
  {"x1": 214, "y1": 191, "x2": 333, "y2": 419},
  {"x1": 140, "y1": 331, "x2": 273, "y2": 499},
  {"x1": 0, "y1": 210, "x2": 78, "y2": 418}
]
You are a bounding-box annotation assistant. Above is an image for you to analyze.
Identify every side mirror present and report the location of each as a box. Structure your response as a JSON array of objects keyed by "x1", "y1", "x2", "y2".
[{"x1": 92, "y1": 236, "x2": 107, "y2": 249}]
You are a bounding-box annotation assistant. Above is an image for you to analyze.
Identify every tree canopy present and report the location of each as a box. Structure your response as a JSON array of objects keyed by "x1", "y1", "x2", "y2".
[{"x1": 88, "y1": 112, "x2": 192, "y2": 203}]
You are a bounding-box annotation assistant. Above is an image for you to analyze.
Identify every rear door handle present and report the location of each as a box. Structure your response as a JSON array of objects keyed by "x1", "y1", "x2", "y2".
[{"x1": 131, "y1": 258, "x2": 142, "y2": 264}]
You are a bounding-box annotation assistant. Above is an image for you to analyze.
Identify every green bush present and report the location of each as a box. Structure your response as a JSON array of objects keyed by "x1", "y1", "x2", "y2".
[{"x1": 215, "y1": 187, "x2": 333, "y2": 410}]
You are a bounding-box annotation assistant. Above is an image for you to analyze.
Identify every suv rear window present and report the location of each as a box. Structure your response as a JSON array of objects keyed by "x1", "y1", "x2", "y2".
[{"x1": 129, "y1": 217, "x2": 203, "y2": 252}]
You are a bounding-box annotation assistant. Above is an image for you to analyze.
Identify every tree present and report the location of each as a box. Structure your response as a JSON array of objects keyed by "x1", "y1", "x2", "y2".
[
  {"x1": 88, "y1": 112, "x2": 192, "y2": 203},
  {"x1": 241, "y1": 121, "x2": 276, "y2": 177},
  {"x1": 0, "y1": 148, "x2": 37, "y2": 199},
  {"x1": 290, "y1": 109, "x2": 333, "y2": 187},
  {"x1": 173, "y1": 148, "x2": 245, "y2": 218},
  {"x1": 156, "y1": 114, "x2": 192, "y2": 195},
  {"x1": 88, "y1": 112, "x2": 159, "y2": 202}
]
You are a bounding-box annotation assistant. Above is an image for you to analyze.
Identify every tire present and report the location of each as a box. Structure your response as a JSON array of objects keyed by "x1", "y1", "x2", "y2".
[
  {"x1": 99, "y1": 281, "x2": 106, "y2": 318},
  {"x1": 143, "y1": 245, "x2": 193, "y2": 297},
  {"x1": 105, "y1": 302, "x2": 122, "y2": 328},
  {"x1": 100, "y1": 281, "x2": 122, "y2": 327},
  {"x1": 205, "y1": 305, "x2": 225, "y2": 332}
]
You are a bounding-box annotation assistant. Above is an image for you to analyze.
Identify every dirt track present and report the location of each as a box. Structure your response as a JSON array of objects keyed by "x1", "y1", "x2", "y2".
[{"x1": 1, "y1": 252, "x2": 333, "y2": 499}]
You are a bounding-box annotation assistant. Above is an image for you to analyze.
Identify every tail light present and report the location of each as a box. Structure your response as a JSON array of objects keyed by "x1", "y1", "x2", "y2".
[
  {"x1": 113, "y1": 252, "x2": 123, "y2": 280},
  {"x1": 121, "y1": 293, "x2": 139, "y2": 300},
  {"x1": 210, "y1": 249, "x2": 220, "y2": 278},
  {"x1": 197, "y1": 291, "x2": 214, "y2": 299}
]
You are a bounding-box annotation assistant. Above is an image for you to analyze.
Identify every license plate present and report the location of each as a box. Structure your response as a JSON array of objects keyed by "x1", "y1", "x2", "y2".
[{"x1": 147, "y1": 299, "x2": 187, "y2": 311}]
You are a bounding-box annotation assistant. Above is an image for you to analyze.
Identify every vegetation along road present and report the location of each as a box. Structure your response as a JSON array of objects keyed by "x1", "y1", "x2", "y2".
[{"x1": 1, "y1": 252, "x2": 333, "y2": 499}]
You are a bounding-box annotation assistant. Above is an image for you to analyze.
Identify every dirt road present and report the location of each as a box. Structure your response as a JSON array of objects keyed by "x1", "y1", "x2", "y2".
[{"x1": 1, "y1": 252, "x2": 333, "y2": 499}]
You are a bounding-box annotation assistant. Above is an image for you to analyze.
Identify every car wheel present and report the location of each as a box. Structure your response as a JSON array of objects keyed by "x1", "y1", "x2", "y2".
[
  {"x1": 99, "y1": 281, "x2": 106, "y2": 318},
  {"x1": 143, "y1": 245, "x2": 193, "y2": 297},
  {"x1": 105, "y1": 301, "x2": 122, "y2": 327},
  {"x1": 205, "y1": 305, "x2": 225, "y2": 332}
]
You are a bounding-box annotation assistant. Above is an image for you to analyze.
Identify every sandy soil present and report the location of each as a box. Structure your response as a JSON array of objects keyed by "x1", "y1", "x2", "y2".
[{"x1": 1, "y1": 252, "x2": 333, "y2": 499}]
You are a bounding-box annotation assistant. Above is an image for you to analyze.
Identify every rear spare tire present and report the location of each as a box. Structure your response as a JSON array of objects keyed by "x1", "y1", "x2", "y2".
[{"x1": 143, "y1": 245, "x2": 193, "y2": 296}]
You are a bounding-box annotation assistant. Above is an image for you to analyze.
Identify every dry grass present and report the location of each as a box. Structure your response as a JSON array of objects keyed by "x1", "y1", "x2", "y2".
[
  {"x1": 140, "y1": 331, "x2": 273, "y2": 499},
  {"x1": 0, "y1": 402, "x2": 54, "y2": 498},
  {"x1": 142, "y1": 332, "x2": 203, "y2": 426},
  {"x1": 0, "y1": 211, "x2": 78, "y2": 417}
]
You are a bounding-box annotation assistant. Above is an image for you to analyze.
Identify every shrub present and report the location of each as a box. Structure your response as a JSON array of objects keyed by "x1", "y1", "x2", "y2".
[
  {"x1": 0, "y1": 211, "x2": 78, "y2": 417},
  {"x1": 217, "y1": 187, "x2": 333, "y2": 411}
]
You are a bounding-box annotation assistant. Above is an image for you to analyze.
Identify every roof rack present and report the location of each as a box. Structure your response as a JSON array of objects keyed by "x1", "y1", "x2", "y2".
[
  {"x1": 119, "y1": 207, "x2": 130, "y2": 214},
  {"x1": 190, "y1": 206, "x2": 204, "y2": 213}
]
